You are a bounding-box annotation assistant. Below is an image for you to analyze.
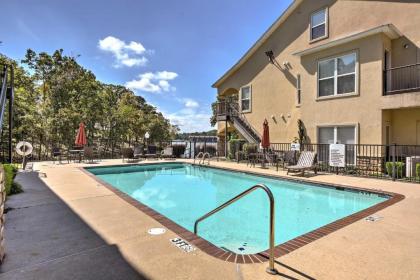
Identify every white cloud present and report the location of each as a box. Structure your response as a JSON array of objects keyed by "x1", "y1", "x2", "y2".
[
  {"x1": 161, "y1": 100, "x2": 212, "y2": 132},
  {"x1": 98, "y1": 36, "x2": 150, "y2": 67},
  {"x1": 183, "y1": 98, "x2": 199, "y2": 108},
  {"x1": 125, "y1": 71, "x2": 178, "y2": 93},
  {"x1": 166, "y1": 108, "x2": 213, "y2": 133}
]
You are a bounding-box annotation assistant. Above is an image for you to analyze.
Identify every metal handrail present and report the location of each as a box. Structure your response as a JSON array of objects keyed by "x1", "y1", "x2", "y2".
[
  {"x1": 200, "y1": 152, "x2": 211, "y2": 165},
  {"x1": 386, "y1": 62, "x2": 420, "y2": 71},
  {"x1": 227, "y1": 102, "x2": 261, "y2": 140},
  {"x1": 194, "y1": 184, "x2": 278, "y2": 275},
  {"x1": 194, "y1": 152, "x2": 204, "y2": 164}
]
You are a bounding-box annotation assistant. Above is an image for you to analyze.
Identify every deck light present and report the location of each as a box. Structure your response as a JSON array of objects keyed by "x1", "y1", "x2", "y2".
[{"x1": 265, "y1": 50, "x2": 275, "y2": 64}]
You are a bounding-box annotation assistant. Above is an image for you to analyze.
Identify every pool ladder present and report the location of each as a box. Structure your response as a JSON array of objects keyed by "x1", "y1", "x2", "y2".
[
  {"x1": 194, "y1": 152, "x2": 211, "y2": 165},
  {"x1": 194, "y1": 184, "x2": 278, "y2": 275}
]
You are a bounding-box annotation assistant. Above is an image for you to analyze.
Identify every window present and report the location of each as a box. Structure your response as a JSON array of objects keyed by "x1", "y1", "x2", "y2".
[
  {"x1": 310, "y1": 8, "x2": 327, "y2": 41},
  {"x1": 240, "y1": 86, "x2": 251, "y2": 112},
  {"x1": 318, "y1": 126, "x2": 356, "y2": 144},
  {"x1": 318, "y1": 126, "x2": 356, "y2": 164},
  {"x1": 296, "y1": 74, "x2": 301, "y2": 106},
  {"x1": 318, "y1": 53, "x2": 357, "y2": 98}
]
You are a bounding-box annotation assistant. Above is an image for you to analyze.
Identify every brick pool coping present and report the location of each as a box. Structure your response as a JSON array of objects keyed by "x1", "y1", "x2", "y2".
[{"x1": 80, "y1": 162, "x2": 405, "y2": 264}]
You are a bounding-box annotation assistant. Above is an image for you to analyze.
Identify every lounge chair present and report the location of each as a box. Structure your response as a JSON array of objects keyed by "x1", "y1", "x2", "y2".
[
  {"x1": 121, "y1": 148, "x2": 136, "y2": 163},
  {"x1": 161, "y1": 147, "x2": 175, "y2": 159},
  {"x1": 287, "y1": 151, "x2": 317, "y2": 176},
  {"x1": 144, "y1": 145, "x2": 158, "y2": 159},
  {"x1": 133, "y1": 145, "x2": 144, "y2": 160}
]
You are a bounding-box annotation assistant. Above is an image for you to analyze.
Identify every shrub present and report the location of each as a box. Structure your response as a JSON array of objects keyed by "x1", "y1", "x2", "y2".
[
  {"x1": 228, "y1": 139, "x2": 242, "y2": 160},
  {"x1": 385, "y1": 162, "x2": 405, "y2": 178},
  {"x1": 416, "y1": 163, "x2": 420, "y2": 178},
  {"x1": 243, "y1": 143, "x2": 258, "y2": 155},
  {"x1": 3, "y1": 164, "x2": 22, "y2": 195}
]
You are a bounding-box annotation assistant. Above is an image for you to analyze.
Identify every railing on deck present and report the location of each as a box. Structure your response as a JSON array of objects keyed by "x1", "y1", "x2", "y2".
[
  {"x1": 269, "y1": 143, "x2": 420, "y2": 183},
  {"x1": 384, "y1": 63, "x2": 420, "y2": 95}
]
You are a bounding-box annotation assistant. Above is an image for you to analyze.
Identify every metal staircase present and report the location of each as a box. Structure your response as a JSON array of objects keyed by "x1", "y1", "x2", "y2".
[{"x1": 216, "y1": 101, "x2": 261, "y2": 144}]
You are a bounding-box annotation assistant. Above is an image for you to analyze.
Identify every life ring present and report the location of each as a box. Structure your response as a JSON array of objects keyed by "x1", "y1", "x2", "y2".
[{"x1": 16, "y1": 141, "x2": 33, "y2": 156}]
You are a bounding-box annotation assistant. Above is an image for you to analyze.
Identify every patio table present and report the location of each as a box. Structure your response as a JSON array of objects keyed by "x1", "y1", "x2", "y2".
[{"x1": 69, "y1": 149, "x2": 84, "y2": 163}]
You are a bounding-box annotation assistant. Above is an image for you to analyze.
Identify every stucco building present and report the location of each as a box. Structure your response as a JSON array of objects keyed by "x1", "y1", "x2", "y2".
[{"x1": 213, "y1": 0, "x2": 420, "y2": 155}]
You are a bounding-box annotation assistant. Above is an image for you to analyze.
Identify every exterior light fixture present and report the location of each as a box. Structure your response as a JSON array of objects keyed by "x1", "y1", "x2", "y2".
[
  {"x1": 403, "y1": 43, "x2": 409, "y2": 49},
  {"x1": 265, "y1": 50, "x2": 275, "y2": 64}
]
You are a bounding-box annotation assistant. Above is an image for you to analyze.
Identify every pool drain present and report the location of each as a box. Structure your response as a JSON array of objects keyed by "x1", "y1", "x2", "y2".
[
  {"x1": 365, "y1": 215, "x2": 383, "y2": 222},
  {"x1": 148, "y1": 228, "x2": 166, "y2": 235}
]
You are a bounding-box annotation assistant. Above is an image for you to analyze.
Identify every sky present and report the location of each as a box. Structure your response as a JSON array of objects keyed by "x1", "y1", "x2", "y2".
[{"x1": 0, "y1": 0, "x2": 293, "y2": 132}]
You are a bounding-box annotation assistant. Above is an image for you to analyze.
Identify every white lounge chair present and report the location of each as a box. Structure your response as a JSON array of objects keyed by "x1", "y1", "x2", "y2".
[{"x1": 287, "y1": 151, "x2": 317, "y2": 176}]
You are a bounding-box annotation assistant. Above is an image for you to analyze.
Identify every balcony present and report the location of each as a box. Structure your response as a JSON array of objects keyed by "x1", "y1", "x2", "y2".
[
  {"x1": 215, "y1": 101, "x2": 239, "y2": 121},
  {"x1": 384, "y1": 63, "x2": 420, "y2": 95}
]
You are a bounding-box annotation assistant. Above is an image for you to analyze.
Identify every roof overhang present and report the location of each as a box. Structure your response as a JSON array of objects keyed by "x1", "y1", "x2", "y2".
[
  {"x1": 293, "y1": 24, "x2": 402, "y2": 57},
  {"x1": 212, "y1": 0, "x2": 304, "y2": 88}
]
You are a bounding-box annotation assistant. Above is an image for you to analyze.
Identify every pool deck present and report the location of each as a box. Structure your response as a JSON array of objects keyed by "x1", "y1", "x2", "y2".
[{"x1": 2, "y1": 159, "x2": 420, "y2": 279}]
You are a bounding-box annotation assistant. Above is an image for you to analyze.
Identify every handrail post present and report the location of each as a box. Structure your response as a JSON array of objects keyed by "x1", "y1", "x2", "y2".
[
  {"x1": 392, "y1": 143, "x2": 396, "y2": 181},
  {"x1": 194, "y1": 184, "x2": 278, "y2": 275}
]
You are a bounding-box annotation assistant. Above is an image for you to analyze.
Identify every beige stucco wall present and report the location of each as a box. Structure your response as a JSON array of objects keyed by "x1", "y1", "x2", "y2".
[
  {"x1": 215, "y1": 0, "x2": 420, "y2": 145},
  {"x1": 386, "y1": 108, "x2": 420, "y2": 145}
]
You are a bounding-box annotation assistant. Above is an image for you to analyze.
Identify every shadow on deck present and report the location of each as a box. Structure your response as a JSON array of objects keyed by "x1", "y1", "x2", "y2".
[{"x1": 0, "y1": 171, "x2": 148, "y2": 280}]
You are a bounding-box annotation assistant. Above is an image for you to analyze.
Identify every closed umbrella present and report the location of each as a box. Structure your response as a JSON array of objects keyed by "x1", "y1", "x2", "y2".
[
  {"x1": 261, "y1": 119, "x2": 270, "y2": 168},
  {"x1": 75, "y1": 122, "x2": 87, "y2": 147}
]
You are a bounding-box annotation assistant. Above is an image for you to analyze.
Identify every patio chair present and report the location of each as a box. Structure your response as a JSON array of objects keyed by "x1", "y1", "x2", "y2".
[
  {"x1": 251, "y1": 149, "x2": 277, "y2": 168},
  {"x1": 287, "y1": 151, "x2": 317, "y2": 176},
  {"x1": 83, "y1": 146, "x2": 95, "y2": 163},
  {"x1": 277, "y1": 150, "x2": 297, "y2": 171},
  {"x1": 144, "y1": 145, "x2": 158, "y2": 159},
  {"x1": 244, "y1": 144, "x2": 258, "y2": 166},
  {"x1": 121, "y1": 148, "x2": 136, "y2": 163},
  {"x1": 51, "y1": 147, "x2": 65, "y2": 164},
  {"x1": 133, "y1": 145, "x2": 144, "y2": 160},
  {"x1": 161, "y1": 147, "x2": 175, "y2": 160}
]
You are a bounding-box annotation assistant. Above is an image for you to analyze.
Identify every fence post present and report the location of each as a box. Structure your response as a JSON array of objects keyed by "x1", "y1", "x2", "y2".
[{"x1": 392, "y1": 143, "x2": 396, "y2": 181}]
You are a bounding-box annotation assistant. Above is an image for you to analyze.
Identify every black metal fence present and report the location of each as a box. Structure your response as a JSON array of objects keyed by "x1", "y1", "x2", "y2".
[
  {"x1": 270, "y1": 143, "x2": 420, "y2": 183},
  {"x1": 384, "y1": 63, "x2": 420, "y2": 95}
]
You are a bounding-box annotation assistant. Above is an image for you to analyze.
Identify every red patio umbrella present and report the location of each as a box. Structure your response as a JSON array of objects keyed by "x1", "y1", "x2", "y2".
[
  {"x1": 75, "y1": 122, "x2": 87, "y2": 146},
  {"x1": 261, "y1": 119, "x2": 270, "y2": 149},
  {"x1": 261, "y1": 119, "x2": 270, "y2": 168}
]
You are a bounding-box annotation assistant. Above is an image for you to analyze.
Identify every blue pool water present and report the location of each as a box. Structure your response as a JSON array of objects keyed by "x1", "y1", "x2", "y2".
[{"x1": 87, "y1": 163, "x2": 388, "y2": 254}]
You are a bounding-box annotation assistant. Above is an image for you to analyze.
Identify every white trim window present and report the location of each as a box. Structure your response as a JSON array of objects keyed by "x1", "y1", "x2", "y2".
[
  {"x1": 240, "y1": 86, "x2": 251, "y2": 112},
  {"x1": 318, "y1": 125, "x2": 357, "y2": 164},
  {"x1": 318, "y1": 52, "x2": 357, "y2": 98},
  {"x1": 310, "y1": 8, "x2": 328, "y2": 41},
  {"x1": 318, "y1": 126, "x2": 356, "y2": 145}
]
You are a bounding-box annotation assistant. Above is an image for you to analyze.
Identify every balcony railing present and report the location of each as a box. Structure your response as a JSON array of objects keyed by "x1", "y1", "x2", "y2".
[
  {"x1": 384, "y1": 63, "x2": 420, "y2": 95},
  {"x1": 216, "y1": 101, "x2": 240, "y2": 117}
]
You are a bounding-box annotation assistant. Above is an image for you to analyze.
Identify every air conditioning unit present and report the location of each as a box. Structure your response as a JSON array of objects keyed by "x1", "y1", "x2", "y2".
[{"x1": 406, "y1": 156, "x2": 420, "y2": 177}]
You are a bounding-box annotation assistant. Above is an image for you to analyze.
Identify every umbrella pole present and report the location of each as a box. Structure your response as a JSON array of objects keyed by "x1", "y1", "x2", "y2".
[{"x1": 262, "y1": 148, "x2": 267, "y2": 169}]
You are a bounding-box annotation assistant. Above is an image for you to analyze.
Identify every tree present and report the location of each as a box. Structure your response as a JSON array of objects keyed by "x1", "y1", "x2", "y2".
[{"x1": 0, "y1": 50, "x2": 177, "y2": 161}]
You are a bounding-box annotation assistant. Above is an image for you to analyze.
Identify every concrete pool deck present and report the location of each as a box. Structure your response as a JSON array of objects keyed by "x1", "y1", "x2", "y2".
[{"x1": 1, "y1": 159, "x2": 420, "y2": 279}]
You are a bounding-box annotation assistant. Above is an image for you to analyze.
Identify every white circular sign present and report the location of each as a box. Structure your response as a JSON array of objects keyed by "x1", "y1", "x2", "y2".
[
  {"x1": 16, "y1": 141, "x2": 33, "y2": 156},
  {"x1": 147, "y1": 228, "x2": 166, "y2": 235}
]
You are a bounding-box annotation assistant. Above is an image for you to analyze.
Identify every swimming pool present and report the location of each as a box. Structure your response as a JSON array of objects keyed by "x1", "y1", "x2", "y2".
[{"x1": 86, "y1": 163, "x2": 392, "y2": 255}]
